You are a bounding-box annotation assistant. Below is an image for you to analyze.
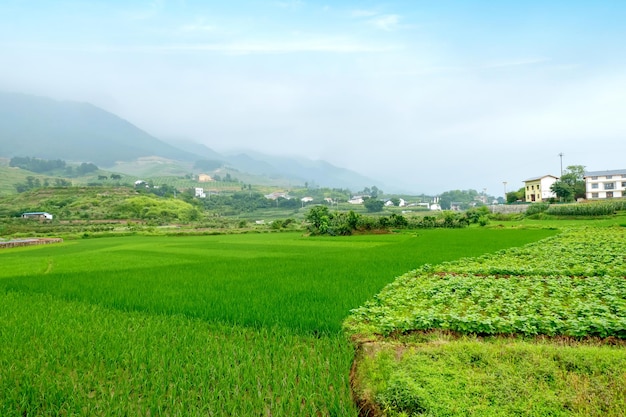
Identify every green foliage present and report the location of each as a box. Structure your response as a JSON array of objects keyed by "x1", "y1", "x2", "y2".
[
  {"x1": 551, "y1": 165, "x2": 586, "y2": 201},
  {"x1": 363, "y1": 197, "x2": 384, "y2": 212},
  {"x1": 113, "y1": 195, "x2": 201, "y2": 222},
  {"x1": 306, "y1": 207, "x2": 480, "y2": 236},
  {"x1": 439, "y1": 189, "x2": 482, "y2": 210},
  {"x1": 347, "y1": 226, "x2": 626, "y2": 416},
  {"x1": 525, "y1": 202, "x2": 550, "y2": 216},
  {"x1": 345, "y1": 227, "x2": 626, "y2": 338},
  {"x1": 75, "y1": 162, "x2": 99, "y2": 175},
  {"x1": 357, "y1": 338, "x2": 626, "y2": 417},
  {"x1": 465, "y1": 206, "x2": 490, "y2": 223},
  {"x1": 506, "y1": 187, "x2": 525, "y2": 203},
  {"x1": 546, "y1": 200, "x2": 626, "y2": 216},
  {"x1": 0, "y1": 229, "x2": 554, "y2": 416},
  {"x1": 0, "y1": 291, "x2": 357, "y2": 417},
  {"x1": 9, "y1": 156, "x2": 66, "y2": 173}
]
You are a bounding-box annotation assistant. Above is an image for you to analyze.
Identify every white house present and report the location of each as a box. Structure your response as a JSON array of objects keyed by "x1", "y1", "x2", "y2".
[
  {"x1": 524, "y1": 175, "x2": 559, "y2": 202},
  {"x1": 21, "y1": 212, "x2": 53, "y2": 220},
  {"x1": 265, "y1": 192, "x2": 291, "y2": 200},
  {"x1": 195, "y1": 187, "x2": 206, "y2": 198},
  {"x1": 348, "y1": 196, "x2": 365, "y2": 204},
  {"x1": 584, "y1": 169, "x2": 626, "y2": 199}
]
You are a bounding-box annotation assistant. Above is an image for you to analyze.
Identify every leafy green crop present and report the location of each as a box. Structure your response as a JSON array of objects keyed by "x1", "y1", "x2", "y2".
[{"x1": 345, "y1": 227, "x2": 626, "y2": 338}]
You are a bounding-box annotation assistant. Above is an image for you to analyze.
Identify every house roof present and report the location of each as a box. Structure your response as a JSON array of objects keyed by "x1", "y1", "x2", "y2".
[
  {"x1": 22, "y1": 212, "x2": 51, "y2": 215},
  {"x1": 524, "y1": 175, "x2": 559, "y2": 182},
  {"x1": 584, "y1": 169, "x2": 626, "y2": 177}
]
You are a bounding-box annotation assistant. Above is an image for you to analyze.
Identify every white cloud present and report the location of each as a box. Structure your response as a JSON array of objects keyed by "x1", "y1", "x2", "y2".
[{"x1": 370, "y1": 14, "x2": 401, "y2": 31}]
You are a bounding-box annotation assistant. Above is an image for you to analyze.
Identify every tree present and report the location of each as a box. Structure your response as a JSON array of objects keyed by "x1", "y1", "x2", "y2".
[
  {"x1": 305, "y1": 205, "x2": 330, "y2": 235},
  {"x1": 550, "y1": 165, "x2": 586, "y2": 202},
  {"x1": 506, "y1": 187, "x2": 525, "y2": 203},
  {"x1": 439, "y1": 189, "x2": 479, "y2": 210},
  {"x1": 363, "y1": 197, "x2": 384, "y2": 212},
  {"x1": 76, "y1": 162, "x2": 99, "y2": 175}
]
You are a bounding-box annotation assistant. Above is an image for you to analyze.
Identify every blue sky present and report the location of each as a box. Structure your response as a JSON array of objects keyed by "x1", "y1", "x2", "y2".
[{"x1": 1, "y1": 0, "x2": 625, "y2": 194}]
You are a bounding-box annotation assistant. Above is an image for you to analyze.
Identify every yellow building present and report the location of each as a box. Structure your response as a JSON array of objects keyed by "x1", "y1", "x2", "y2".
[
  {"x1": 524, "y1": 175, "x2": 558, "y2": 202},
  {"x1": 198, "y1": 174, "x2": 213, "y2": 182}
]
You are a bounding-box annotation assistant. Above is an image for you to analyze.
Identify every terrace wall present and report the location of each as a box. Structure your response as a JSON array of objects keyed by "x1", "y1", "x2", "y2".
[{"x1": 0, "y1": 238, "x2": 63, "y2": 249}]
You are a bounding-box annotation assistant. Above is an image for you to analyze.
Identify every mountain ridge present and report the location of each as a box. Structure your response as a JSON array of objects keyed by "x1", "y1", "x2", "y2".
[{"x1": 0, "y1": 91, "x2": 381, "y2": 191}]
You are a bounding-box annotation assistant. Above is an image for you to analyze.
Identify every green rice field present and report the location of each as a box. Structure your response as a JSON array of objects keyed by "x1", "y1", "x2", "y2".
[{"x1": 0, "y1": 228, "x2": 555, "y2": 416}]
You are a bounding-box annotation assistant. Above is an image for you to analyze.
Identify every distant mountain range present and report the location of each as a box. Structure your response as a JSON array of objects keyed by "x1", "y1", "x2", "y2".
[{"x1": 0, "y1": 92, "x2": 379, "y2": 190}]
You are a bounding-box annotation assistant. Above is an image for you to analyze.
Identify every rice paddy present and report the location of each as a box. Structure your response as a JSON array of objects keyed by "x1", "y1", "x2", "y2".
[{"x1": 0, "y1": 228, "x2": 556, "y2": 416}]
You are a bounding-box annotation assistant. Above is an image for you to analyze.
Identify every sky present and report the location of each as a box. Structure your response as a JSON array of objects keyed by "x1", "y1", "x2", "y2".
[{"x1": 1, "y1": 0, "x2": 626, "y2": 195}]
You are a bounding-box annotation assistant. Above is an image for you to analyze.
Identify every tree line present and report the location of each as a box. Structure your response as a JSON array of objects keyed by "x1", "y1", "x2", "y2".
[{"x1": 305, "y1": 205, "x2": 490, "y2": 236}]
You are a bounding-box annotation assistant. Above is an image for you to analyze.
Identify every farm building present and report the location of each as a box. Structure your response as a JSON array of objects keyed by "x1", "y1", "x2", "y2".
[
  {"x1": 198, "y1": 174, "x2": 213, "y2": 182},
  {"x1": 524, "y1": 175, "x2": 559, "y2": 202},
  {"x1": 21, "y1": 212, "x2": 53, "y2": 220},
  {"x1": 584, "y1": 169, "x2": 626, "y2": 199}
]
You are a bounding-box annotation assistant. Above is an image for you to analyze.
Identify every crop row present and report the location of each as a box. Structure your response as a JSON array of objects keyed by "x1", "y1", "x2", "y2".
[
  {"x1": 428, "y1": 227, "x2": 626, "y2": 277},
  {"x1": 0, "y1": 291, "x2": 356, "y2": 416},
  {"x1": 345, "y1": 227, "x2": 626, "y2": 338},
  {"x1": 546, "y1": 200, "x2": 626, "y2": 216}
]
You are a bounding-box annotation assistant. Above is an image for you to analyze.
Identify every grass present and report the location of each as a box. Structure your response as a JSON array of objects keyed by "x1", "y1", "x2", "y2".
[
  {"x1": 346, "y1": 225, "x2": 626, "y2": 416},
  {"x1": 354, "y1": 333, "x2": 626, "y2": 417},
  {"x1": 0, "y1": 228, "x2": 554, "y2": 416}
]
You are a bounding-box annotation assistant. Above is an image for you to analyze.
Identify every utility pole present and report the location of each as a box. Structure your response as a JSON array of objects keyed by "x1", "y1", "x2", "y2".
[
  {"x1": 503, "y1": 181, "x2": 507, "y2": 199},
  {"x1": 559, "y1": 152, "x2": 564, "y2": 176}
]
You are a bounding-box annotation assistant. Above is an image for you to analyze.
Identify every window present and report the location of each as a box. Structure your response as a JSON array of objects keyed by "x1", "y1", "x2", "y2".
[
  {"x1": 591, "y1": 183, "x2": 599, "y2": 189},
  {"x1": 605, "y1": 183, "x2": 615, "y2": 190},
  {"x1": 606, "y1": 175, "x2": 613, "y2": 179},
  {"x1": 591, "y1": 176, "x2": 598, "y2": 180},
  {"x1": 606, "y1": 192, "x2": 614, "y2": 198},
  {"x1": 622, "y1": 182, "x2": 626, "y2": 188},
  {"x1": 592, "y1": 192, "x2": 599, "y2": 198}
]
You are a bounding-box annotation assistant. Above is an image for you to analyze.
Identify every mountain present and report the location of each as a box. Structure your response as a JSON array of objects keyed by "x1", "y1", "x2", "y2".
[
  {"x1": 0, "y1": 92, "x2": 197, "y2": 165},
  {"x1": 161, "y1": 137, "x2": 224, "y2": 161},
  {"x1": 223, "y1": 151, "x2": 379, "y2": 190},
  {"x1": 0, "y1": 92, "x2": 382, "y2": 191}
]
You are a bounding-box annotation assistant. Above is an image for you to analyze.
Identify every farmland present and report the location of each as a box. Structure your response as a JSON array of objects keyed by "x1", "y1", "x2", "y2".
[
  {"x1": 0, "y1": 228, "x2": 554, "y2": 416},
  {"x1": 345, "y1": 226, "x2": 626, "y2": 416}
]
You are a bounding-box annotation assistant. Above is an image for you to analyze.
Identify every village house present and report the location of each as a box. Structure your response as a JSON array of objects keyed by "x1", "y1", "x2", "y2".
[
  {"x1": 348, "y1": 196, "x2": 366, "y2": 204},
  {"x1": 264, "y1": 192, "x2": 291, "y2": 200},
  {"x1": 524, "y1": 175, "x2": 559, "y2": 202},
  {"x1": 584, "y1": 169, "x2": 626, "y2": 199},
  {"x1": 198, "y1": 174, "x2": 213, "y2": 182},
  {"x1": 21, "y1": 212, "x2": 53, "y2": 220}
]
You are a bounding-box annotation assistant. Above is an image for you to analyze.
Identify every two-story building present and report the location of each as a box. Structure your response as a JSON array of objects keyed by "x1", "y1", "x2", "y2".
[
  {"x1": 524, "y1": 175, "x2": 559, "y2": 202},
  {"x1": 584, "y1": 169, "x2": 626, "y2": 199}
]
